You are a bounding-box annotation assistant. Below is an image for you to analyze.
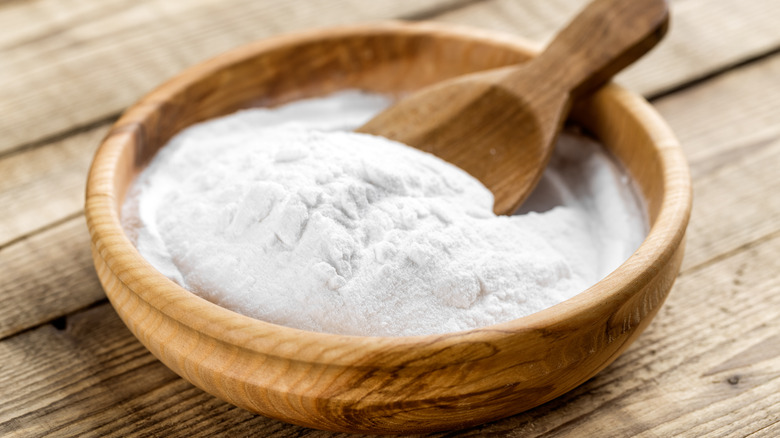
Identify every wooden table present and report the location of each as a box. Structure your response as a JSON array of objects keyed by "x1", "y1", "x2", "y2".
[{"x1": 1, "y1": 0, "x2": 778, "y2": 436}]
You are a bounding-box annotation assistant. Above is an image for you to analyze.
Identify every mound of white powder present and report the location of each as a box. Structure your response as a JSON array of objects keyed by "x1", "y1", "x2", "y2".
[{"x1": 122, "y1": 90, "x2": 646, "y2": 336}]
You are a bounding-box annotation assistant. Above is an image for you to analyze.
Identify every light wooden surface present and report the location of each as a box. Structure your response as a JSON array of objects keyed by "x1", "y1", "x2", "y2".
[{"x1": 0, "y1": 0, "x2": 778, "y2": 436}]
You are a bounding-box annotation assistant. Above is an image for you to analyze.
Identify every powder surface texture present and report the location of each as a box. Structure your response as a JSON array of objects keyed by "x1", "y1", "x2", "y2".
[{"x1": 122, "y1": 91, "x2": 647, "y2": 336}]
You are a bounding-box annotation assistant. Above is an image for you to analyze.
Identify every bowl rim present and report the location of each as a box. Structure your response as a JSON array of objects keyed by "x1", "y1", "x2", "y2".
[{"x1": 86, "y1": 20, "x2": 692, "y2": 364}]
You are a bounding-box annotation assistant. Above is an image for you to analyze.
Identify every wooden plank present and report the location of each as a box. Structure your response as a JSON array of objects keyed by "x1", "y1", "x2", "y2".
[
  {"x1": 0, "y1": 216, "x2": 104, "y2": 340},
  {"x1": 0, "y1": 230, "x2": 777, "y2": 436},
  {"x1": 0, "y1": 0, "x2": 474, "y2": 156},
  {"x1": 681, "y1": 136, "x2": 780, "y2": 272},
  {"x1": 651, "y1": 54, "x2": 780, "y2": 271},
  {"x1": 654, "y1": 52, "x2": 780, "y2": 165},
  {"x1": 3, "y1": 0, "x2": 780, "y2": 157},
  {"x1": 631, "y1": 238, "x2": 780, "y2": 438},
  {"x1": 434, "y1": 0, "x2": 780, "y2": 96},
  {"x1": 747, "y1": 421, "x2": 780, "y2": 438},
  {"x1": 0, "y1": 126, "x2": 106, "y2": 247},
  {"x1": 0, "y1": 304, "x2": 312, "y2": 437}
]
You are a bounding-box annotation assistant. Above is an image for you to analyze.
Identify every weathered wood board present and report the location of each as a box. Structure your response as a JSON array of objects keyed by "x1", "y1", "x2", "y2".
[{"x1": 1, "y1": 0, "x2": 779, "y2": 435}]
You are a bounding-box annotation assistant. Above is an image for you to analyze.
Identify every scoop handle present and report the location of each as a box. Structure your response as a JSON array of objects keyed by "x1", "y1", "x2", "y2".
[{"x1": 523, "y1": 0, "x2": 669, "y2": 98}]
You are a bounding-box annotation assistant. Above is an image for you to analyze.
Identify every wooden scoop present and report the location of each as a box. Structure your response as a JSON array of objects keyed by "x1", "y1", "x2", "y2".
[{"x1": 358, "y1": 0, "x2": 669, "y2": 215}]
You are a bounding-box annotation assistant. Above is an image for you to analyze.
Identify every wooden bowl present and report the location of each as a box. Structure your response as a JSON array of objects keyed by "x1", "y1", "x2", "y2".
[{"x1": 85, "y1": 21, "x2": 691, "y2": 434}]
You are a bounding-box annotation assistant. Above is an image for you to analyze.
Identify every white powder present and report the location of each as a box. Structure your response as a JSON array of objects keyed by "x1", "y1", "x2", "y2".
[{"x1": 122, "y1": 90, "x2": 647, "y2": 337}]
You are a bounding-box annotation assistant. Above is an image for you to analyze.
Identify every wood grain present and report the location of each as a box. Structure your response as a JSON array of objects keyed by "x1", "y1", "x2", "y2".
[
  {"x1": 655, "y1": 51, "x2": 780, "y2": 165},
  {"x1": 360, "y1": 0, "x2": 668, "y2": 214},
  {"x1": 0, "y1": 0, "x2": 474, "y2": 156},
  {"x1": 0, "y1": 126, "x2": 106, "y2": 247},
  {"x1": 0, "y1": 304, "x2": 219, "y2": 437},
  {"x1": 0, "y1": 216, "x2": 104, "y2": 340},
  {"x1": 0, "y1": 304, "x2": 316, "y2": 438},
  {"x1": 682, "y1": 136, "x2": 780, "y2": 273},
  {"x1": 652, "y1": 54, "x2": 780, "y2": 271},
  {"x1": 85, "y1": 22, "x2": 689, "y2": 433},
  {"x1": 1, "y1": 0, "x2": 779, "y2": 435},
  {"x1": 434, "y1": 0, "x2": 780, "y2": 96}
]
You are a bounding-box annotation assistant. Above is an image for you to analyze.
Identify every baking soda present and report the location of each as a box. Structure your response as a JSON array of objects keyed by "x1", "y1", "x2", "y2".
[{"x1": 122, "y1": 91, "x2": 646, "y2": 336}]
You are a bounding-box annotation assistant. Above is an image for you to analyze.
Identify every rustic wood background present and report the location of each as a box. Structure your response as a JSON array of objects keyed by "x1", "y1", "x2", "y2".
[{"x1": 1, "y1": 0, "x2": 778, "y2": 436}]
